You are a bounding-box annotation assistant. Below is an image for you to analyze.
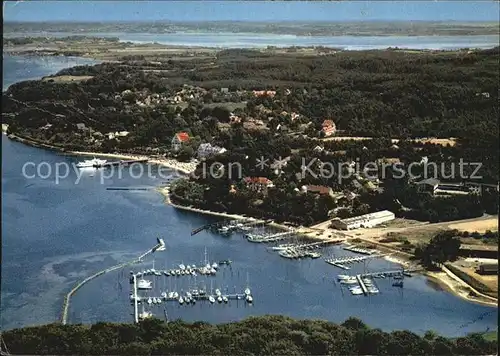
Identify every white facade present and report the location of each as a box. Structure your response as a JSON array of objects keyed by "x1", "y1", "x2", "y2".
[
  {"x1": 331, "y1": 210, "x2": 395, "y2": 230},
  {"x1": 171, "y1": 136, "x2": 183, "y2": 152},
  {"x1": 197, "y1": 143, "x2": 227, "y2": 159}
]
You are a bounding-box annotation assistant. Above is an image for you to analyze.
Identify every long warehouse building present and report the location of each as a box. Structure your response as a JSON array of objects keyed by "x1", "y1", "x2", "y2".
[{"x1": 331, "y1": 210, "x2": 395, "y2": 230}]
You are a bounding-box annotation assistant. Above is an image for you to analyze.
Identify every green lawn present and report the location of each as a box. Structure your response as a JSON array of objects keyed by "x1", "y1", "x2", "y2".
[{"x1": 482, "y1": 330, "x2": 498, "y2": 342}]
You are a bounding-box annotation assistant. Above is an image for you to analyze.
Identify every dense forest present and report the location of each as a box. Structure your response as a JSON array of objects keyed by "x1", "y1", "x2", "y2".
[
  {"x1": 2, "y1": 315, "x2": 497, "y2": 355},
  {"x1": 4, "y1": 47, "x2": 498, "y2": 138},
  {"x1": 3, "y1": 47, "x2": 498, "y2": 225}
]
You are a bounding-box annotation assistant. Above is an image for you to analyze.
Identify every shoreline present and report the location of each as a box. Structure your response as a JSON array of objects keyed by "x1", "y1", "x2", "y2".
[
  {"x1": 2, "y1": 131, "x2": 196, "y2": 175},
  {"x1": 4, "y1": 130, "x2": 498, "y2": 308},
  {"x1": 157, "y1": 186, "x2": 291, "y2": 232},
  {"x1": 160, "y1": 185, "x2": 498, "y2": 308}
]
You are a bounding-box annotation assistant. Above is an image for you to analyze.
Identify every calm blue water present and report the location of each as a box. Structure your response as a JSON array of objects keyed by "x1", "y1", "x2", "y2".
[
  {"x1": 2, "y1": 55, "x2": 100, "y2": 91},
  {"x1": 4, "y1": 32, "x2": 499, "y2": 50},
  {"x1": 1, "y1": 55, "x2": 497, "y2": 336}
]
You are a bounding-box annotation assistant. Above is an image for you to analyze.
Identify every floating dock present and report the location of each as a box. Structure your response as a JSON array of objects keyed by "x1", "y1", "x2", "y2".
[
  {"x1": 355, "y1": 275, "x2": 368, "y2": 295},
  {"x1": 272, "y1": 240, "x2": 342, "y2": 251},
  {"x1": 339, "y1": 268, "x2": 419, "y2": 280},
  {"x1": 325, "y1": 254, "x2": 385, "y2": 269},
  {"x1": 278, "y1": 248, "x2": 321, "y2": 259},
  {"x1": 246, "y1": 230, "x2": 295, "y2": 243},
  {"x1": 343, "y1": 245, "x2": 376, "y2": 255}
]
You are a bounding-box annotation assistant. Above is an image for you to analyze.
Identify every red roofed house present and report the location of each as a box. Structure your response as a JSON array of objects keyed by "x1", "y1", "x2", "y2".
[
  {"x1": 322, "y1": 120, "x2": 336, "y2": 137},
  {"x1": 243, "y1": 177, "x2": 274, "y2": 195},
  {"x1": 302, "y1": 185, "x2": 334, "y2": 197},
  {"x1": 253, "y1": 90, "x2": 276, "y2": 98},
  {"x1": 172, "y1": 132, "x2": 190, "y2": 152}
]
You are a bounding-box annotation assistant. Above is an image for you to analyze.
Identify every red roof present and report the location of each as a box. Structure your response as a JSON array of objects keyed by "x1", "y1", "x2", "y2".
[
  {"x1": 306, "y1": 185, "x2": 331, "y2": 195},
  {"x1": 244, "y1": 177, "x2": 273, "y2": 185},
  {"x1": 176, "y1": 132, "x2": 190, "y2": 142}
]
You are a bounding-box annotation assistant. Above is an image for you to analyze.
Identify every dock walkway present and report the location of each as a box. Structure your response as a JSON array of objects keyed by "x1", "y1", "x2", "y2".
[{"x1": 61, "y1": 241, "x2": 162, "y2": 325}]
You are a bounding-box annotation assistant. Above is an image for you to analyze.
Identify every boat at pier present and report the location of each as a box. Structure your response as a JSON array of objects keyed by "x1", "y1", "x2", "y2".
[
  {"x1": 137, "y1": 279, "x2": 153, "y2": 289},
  {"x1": 76, "y1": 157, "x2": 107, "y2": 168}
]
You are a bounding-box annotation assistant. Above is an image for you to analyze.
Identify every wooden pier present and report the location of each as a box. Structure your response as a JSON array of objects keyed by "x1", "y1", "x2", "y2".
[
  {"x1": 325, "y1": 254, "x2": 386, "y2": 269},
  {"x1": 133, "y1": 275, "x2": 139, "y2": 323},
  {"x1": 343, "y1": 268, "x2": 420, "y2": 279},
  {"x1": 355, "y1": 275, "x2": 368, "y2": 295},
  {"x1": 246, "y1": 230, "x2": 295, "y2": 243}
]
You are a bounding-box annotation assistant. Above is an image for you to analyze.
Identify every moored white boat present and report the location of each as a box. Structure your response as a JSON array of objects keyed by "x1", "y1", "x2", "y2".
[
  {"x1": 137, "y1": 279, "x2": 153, "y2": 289},
  {"x1": 76, "y1": 157, "x2": 107, "y2": 169}
]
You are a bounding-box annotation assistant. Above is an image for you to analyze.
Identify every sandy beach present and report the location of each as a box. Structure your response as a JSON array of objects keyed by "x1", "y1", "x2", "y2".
[{"x1": 67, "y1": 150, "x2": 197, "y2": 175}]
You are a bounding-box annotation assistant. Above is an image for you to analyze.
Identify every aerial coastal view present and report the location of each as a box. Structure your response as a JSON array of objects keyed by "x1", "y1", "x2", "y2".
[{"x1": 1, "y1": 1, "x2": 499, "y2": 355}]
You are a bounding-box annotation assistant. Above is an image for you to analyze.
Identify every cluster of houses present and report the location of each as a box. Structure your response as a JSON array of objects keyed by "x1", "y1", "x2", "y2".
[
  {"x1": 168, "y1": 85, "x2": 208, "y2": 104},
  {"x1": 171, "y1": 131, "x2": 227, "y2": 159},
  {"x1": 253, "y1": 90, "x2": 276, "y2": 98}
]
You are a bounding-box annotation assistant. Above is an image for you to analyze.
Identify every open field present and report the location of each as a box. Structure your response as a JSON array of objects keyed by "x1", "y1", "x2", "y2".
[
  {"x1": 319, "y1": 136, "x2": 457, "y2": 147},
  {"x1": 448, "y1": 219, "x2": 498, "y2": 233}
]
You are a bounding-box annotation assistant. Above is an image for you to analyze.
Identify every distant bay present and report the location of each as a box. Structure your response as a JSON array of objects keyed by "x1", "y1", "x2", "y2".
[
  {"x1": 4, "y1": 32, "x2": 499, "y2": 50},
  {"x1": 2, "y1": 55, "x2": 100, "y2": 91}
]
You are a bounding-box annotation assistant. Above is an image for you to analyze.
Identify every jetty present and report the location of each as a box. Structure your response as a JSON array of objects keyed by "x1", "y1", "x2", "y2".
[
  {"x1": 191, "y1": 219, "x2": 272, "y2": 236},
  {"x1": 61, "y1": 239, "x2": 164, "y2": 325},
  {"x1": 343, "y1": 245, "x2": 376, "y2": 255},
  {"x1": 355, "y1": 275, "x2": 368, "y2": 295},
  {"x1": 272, "y1": 240, "x2": 342, "y2": 251},
  {"x1": 338, "y1": 268, "x2": 420, "y2": 281},
  {"x1": 324, "y1": 254, "x2": 386, "y2": 269},
  {"x1": 278, "y1": 248, "x2": 321, "y2": 259},
  {"x1": 246, "y1": 230, "x2": 295, "y2": 243}
]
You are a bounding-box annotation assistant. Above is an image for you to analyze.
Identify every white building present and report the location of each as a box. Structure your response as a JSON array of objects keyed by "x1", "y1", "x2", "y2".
[
  {"x1": 331, "y1": 210, "x2": 395, "y2": 230},
  {"x1": 171, "y1": 132, "x2": 190, "y2": 152},
  {"x1": 197, "y1": 143, "x2": 227, "y2": 159}
]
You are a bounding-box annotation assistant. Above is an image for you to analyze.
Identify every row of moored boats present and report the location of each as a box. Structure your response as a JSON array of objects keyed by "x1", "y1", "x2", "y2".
[{"x1": 131, "y1": 287, "x2": 253, "y2": 306}]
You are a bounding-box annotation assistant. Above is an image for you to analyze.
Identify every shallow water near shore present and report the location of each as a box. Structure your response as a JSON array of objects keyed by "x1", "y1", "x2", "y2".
[
  {"x1": 1, "y1": 54, "x2": 497, "y2": 336},
  {"x1": 4, "y1": 32, "x2": 499, "y2": 50}
]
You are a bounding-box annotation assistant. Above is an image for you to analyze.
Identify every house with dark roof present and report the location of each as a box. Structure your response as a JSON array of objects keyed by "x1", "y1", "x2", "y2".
[
  {"x1": 476, "y1": 263, "x2": 498, "y2": 275},
  {"x1": 171, "y1": 132, "x2": 190, "y2": 152}
]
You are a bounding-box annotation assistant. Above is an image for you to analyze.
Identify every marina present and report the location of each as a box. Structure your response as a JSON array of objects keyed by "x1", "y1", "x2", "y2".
[
  {"x1": 278, "y1": 248, "x2": 322, "y2": 259},
  {"x1": 325, "y1": 254, "x2": 386, "y2": 269},
  {"x1": 128, "y1": 244, "x2": 255, "y2": 323},
  {"x1": 3, "y1": 54, "x2": 498, "y2": 338},
  {"x1": 343, "y1": 245, "x2": 377, "y2": 255},
  {"x1": 336, "y1": 267, "x2": 423, "y2": 297},
  {"x1": 245, "y1": 230, "x2": 296, "y2": 243}
]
